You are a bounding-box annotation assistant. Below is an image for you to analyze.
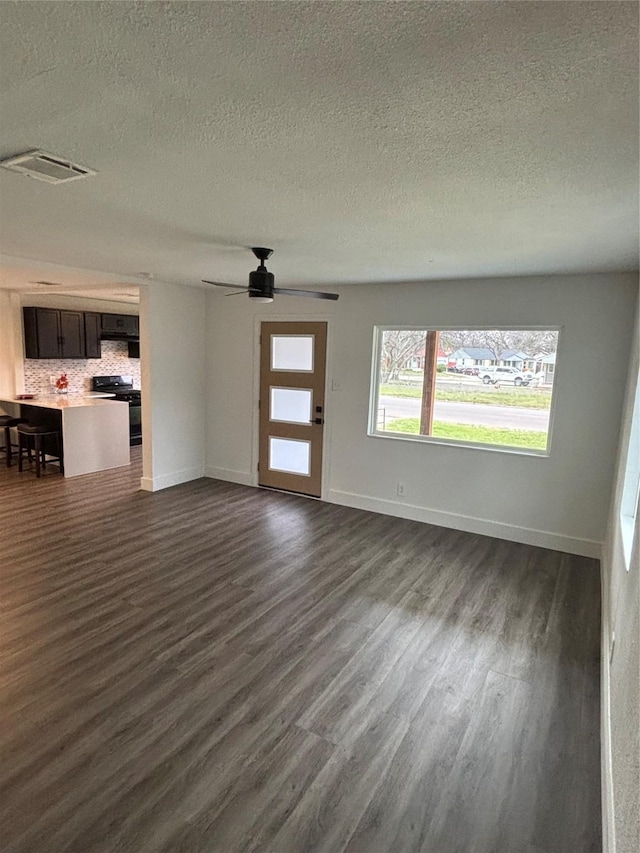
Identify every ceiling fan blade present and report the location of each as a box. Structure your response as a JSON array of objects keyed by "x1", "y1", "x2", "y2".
[
  {"x1": 201, "y1": 279, "x2": 248, "y2": 290},
  {"x1": 273, "y1": 287, "x2": 339, "y2": 301},
  {"x1": 226, "y1": 290, "x2": 251, "y2": 297}
]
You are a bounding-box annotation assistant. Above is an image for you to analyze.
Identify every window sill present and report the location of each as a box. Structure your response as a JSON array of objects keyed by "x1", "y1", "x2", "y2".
[{"x1": 367, "y1": 429, "x2": 550, "y2": 458}]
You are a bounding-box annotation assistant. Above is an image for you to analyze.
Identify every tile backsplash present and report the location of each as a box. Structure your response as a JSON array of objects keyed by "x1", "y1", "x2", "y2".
[{"x1": 23, "y1": 341, "x2": 141, "y2": 394}]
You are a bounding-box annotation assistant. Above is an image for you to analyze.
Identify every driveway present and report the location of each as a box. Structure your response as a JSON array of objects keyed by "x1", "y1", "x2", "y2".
[{"x1": 378, "y1": 395, "x2": 550, "y2": 430}]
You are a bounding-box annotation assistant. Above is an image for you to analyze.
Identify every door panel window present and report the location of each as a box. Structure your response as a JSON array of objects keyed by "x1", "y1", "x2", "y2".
[
  {"x1": 268, "y1": 437, "x2": 311, "y2": 476},
  {"x1": 270, "y1": 387, "x2": 312, "y2": 424},
  {"x1": 271, "y1": 335, "x2": 314, "y2": 372}
]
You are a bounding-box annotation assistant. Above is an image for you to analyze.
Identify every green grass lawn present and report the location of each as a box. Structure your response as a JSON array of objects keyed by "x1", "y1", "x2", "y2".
[
  {"x1": 380, "y1": 384, "x2": 551, "y2": 410},
  {"x1": 383, "y1": 418, "x2": 548, "y2": 450}
]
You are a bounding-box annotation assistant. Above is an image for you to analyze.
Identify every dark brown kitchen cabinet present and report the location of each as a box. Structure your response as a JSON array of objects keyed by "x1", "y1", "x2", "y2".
[
  {"x1": 24, "y1": 308, "x2": 59, "y2": 358},
  {"x1": 84, "y1": 312, "x2": 102, "y2": 358},
  {"x1": 101, "y1": 313, "x2": 139, "y2": 336},
  {"x1": 23, "y1": 307, "x2": 86, "y2": 359},
  {"x1": 59, "y1": 311, "x2": 85, "y2": 357}
]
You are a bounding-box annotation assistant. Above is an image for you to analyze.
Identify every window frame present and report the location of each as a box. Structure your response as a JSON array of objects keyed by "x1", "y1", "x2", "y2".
[
  {"x1": 619, "y1": 367, "x2": 640, "y2": 570},
  {"x1": 368, "y1": 324, "x2": 563, "y2": 457}
]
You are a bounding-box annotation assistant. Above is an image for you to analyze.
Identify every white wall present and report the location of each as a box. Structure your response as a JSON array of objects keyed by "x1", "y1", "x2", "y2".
[
  {"x1": 0, "y1": 289, "x2": 19, "y2": 396},
  {"x1": 205, "y1": 272, "x2": 637, "y2": 556},
  {"x1": 601, "y1": 295, "x2": 639, "y2": 853},
  {"x1": 140, "y1": 281, "x2": 206, "y2": 491}
]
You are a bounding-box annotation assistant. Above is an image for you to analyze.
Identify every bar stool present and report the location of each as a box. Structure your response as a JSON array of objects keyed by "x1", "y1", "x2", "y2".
[
  {"x1": 17, "y1": 424, "x2": 64, "y2": 478},
  {"x1": 0, "y1": 415, "x2": 27, "y2": 467}
]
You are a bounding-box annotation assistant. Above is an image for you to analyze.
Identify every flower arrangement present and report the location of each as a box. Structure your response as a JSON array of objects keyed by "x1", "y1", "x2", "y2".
[{"x1": 55, "y1": 373, "x2": 69, "y2": 393}]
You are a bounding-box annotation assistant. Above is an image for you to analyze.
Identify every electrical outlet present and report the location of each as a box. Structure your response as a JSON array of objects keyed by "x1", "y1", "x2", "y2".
[{"x1": 397, "y1": 482, "x2": 405, "y2": 497}]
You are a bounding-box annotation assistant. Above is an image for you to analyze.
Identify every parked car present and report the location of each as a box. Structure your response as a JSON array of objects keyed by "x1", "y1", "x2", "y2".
[
  {"x1": 447, "y1": 366, "x2": 479, "y2": 375},
  {"x1": 479, "y1": 366, "x2": 531, "y2": 386}
]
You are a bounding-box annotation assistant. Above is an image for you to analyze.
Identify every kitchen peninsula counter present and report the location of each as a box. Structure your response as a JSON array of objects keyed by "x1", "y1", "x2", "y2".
[{"x1": 0, "y1": 395, "x2": 130, "y2": 477}]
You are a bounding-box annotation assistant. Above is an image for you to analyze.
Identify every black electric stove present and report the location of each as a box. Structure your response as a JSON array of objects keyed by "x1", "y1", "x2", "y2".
[{"x1": 91, "y1": 375, "x2": 142, "y2": 445}]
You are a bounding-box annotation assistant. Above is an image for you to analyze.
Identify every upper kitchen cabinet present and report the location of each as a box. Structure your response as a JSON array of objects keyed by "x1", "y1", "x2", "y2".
[
  {"x1": 101, "y1": 313, "x2": 139, "y2": 338},
  {"x1": 84, "y1": 312, "x2": 102, "y2": 359},
  {"x1": 23, "y1": 307, "x2": 86, "y2": 359},
  {"x1": 24, "y1": 307, "x2": 59, "y2": 358}
]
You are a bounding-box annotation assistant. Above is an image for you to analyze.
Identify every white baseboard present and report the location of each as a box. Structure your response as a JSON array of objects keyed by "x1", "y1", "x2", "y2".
[
  {"x1": 139, "y1": 466, "x2": 204, "y2": 492},
  {"x1": 204, "y1": 466, "x2": 255, "y2": 487},
  {"x1": 600, "y1": 552, "x2": 616, "y2": 853},
  {"x1": 327, "y1": 489, "x2": 602, "y2": 558}
]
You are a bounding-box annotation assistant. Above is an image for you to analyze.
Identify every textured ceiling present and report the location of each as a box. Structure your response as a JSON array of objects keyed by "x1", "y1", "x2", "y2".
[
  {"x1": 0, "y1": 256, "x2": 141, "y2": 302},
  {"x1": 0, "y1": 0, "x2": 638, "y2": 290}
]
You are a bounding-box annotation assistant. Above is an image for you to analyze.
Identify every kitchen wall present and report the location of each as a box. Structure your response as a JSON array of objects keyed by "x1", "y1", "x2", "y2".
[
  {"x1": 601, "y1": 299, "x2": 639, "y2": 853},
  {"x1": 23, "y1": 340, "x2": 141, "y2": 394},
  {"x1": 205, "y1": 271, "x2": 637, "y2": 557}
]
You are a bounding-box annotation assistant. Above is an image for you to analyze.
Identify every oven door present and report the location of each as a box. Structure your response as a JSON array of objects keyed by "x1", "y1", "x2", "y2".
[{"x1": 129, "y1": 403, "x2": 142, "y2": 446}]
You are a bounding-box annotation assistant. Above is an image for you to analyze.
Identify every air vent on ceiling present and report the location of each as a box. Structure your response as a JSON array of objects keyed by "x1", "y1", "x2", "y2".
[{"x1": 0, "y1": 150, "x2": 96, "y2": 184}]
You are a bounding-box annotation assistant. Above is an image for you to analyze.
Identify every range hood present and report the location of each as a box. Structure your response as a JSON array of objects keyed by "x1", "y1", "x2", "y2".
[{"x1": 100, "y1": 331, "x2": 139, "y2": 341}]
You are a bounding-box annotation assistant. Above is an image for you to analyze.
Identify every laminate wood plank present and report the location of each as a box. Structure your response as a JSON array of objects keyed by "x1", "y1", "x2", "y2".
[
  {"x1": 156, "y1": 724, "x2": 335, "y2": 853},
  {"x1": 263, "y1": 711, "x2": 410, "y2": 853},
  {"x1": 2, "y1": 648, "x2": 262, "y2": 850},
  {"x1": 363, "y1": 570, "x2": 494, "y2": 725},
  {"x1": 0, "y1": 448, "x2": 602, "y2": 853},
  {"x1": 485, "y1": 544, "x2": 562, "y2": 683},
  {"x1": 526, "y1": 554, "x2": 603, "y2": 853},
  {"x1": 419, "y1": 668, "x2": 536, "y2": 853},
  {"x1": 18, "y1": 618, "x2": 370, "y2": 853},
  {"x1": 158, "y1": 618, "x2": 373, "y2": 830},
  {"x1": 343, "y1": 685, "x2": 475, "y2": 853},
  {"x1": 296, "y1": 588, "x2": 431, "y2": 744}
]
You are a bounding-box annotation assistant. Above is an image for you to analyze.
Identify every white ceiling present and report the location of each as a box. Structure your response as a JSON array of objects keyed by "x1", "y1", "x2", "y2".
[
  {"x1": 0, "y1": 256, "x2": 141, "y2": 303},
  {"x1": 0, "y1": 0, "x2": 638, "y2": 293}
]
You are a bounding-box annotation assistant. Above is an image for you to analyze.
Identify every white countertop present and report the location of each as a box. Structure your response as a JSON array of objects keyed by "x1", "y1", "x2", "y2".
[{"x1": 0, "y1": 394, "x2": 127, "y2": 410}]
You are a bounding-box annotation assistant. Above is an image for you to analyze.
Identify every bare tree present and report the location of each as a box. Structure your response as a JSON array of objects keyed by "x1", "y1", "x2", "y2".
[
  {"x1": 380, "y1": 330, "x2": 426, "y2": 382},
  {"x1": 439, "y1": 329, "x2": 558, "y2": 359},
  {"x1": 475, "y1": 329, "x2": 514, "y2": 361},
  {"x1": 439, "y1": 330, "x2": 472, "y2": 353},
  {"x1": 516, "y1": 329, "x2": 558, "y2": 355}
]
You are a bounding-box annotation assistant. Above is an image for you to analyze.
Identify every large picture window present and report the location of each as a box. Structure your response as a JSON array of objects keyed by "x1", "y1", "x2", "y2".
[{"x1": 370, "y1": 328, "x2": 560, "y2": 453}]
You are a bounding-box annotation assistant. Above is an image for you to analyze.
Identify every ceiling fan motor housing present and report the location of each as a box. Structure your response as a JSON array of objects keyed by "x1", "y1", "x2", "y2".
[{"x1": 249, "y1": 267, "x2": 275, "y2": 296}]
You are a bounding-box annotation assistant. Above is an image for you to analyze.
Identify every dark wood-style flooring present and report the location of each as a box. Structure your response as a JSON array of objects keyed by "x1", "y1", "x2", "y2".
[{"x1": 0, "y1": 449, "x2": 601, "y2": 853}]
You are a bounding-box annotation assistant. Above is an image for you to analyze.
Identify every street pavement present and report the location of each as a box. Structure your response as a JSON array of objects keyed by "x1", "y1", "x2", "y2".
[{"x1": 378, "y1": 395, "x2": 550, "y2": 430}]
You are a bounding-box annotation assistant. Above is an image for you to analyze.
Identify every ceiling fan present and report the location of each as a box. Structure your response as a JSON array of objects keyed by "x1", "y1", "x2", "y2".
[{"x1": 202, "y1": 247, "x2": 339, "y2": 303}]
